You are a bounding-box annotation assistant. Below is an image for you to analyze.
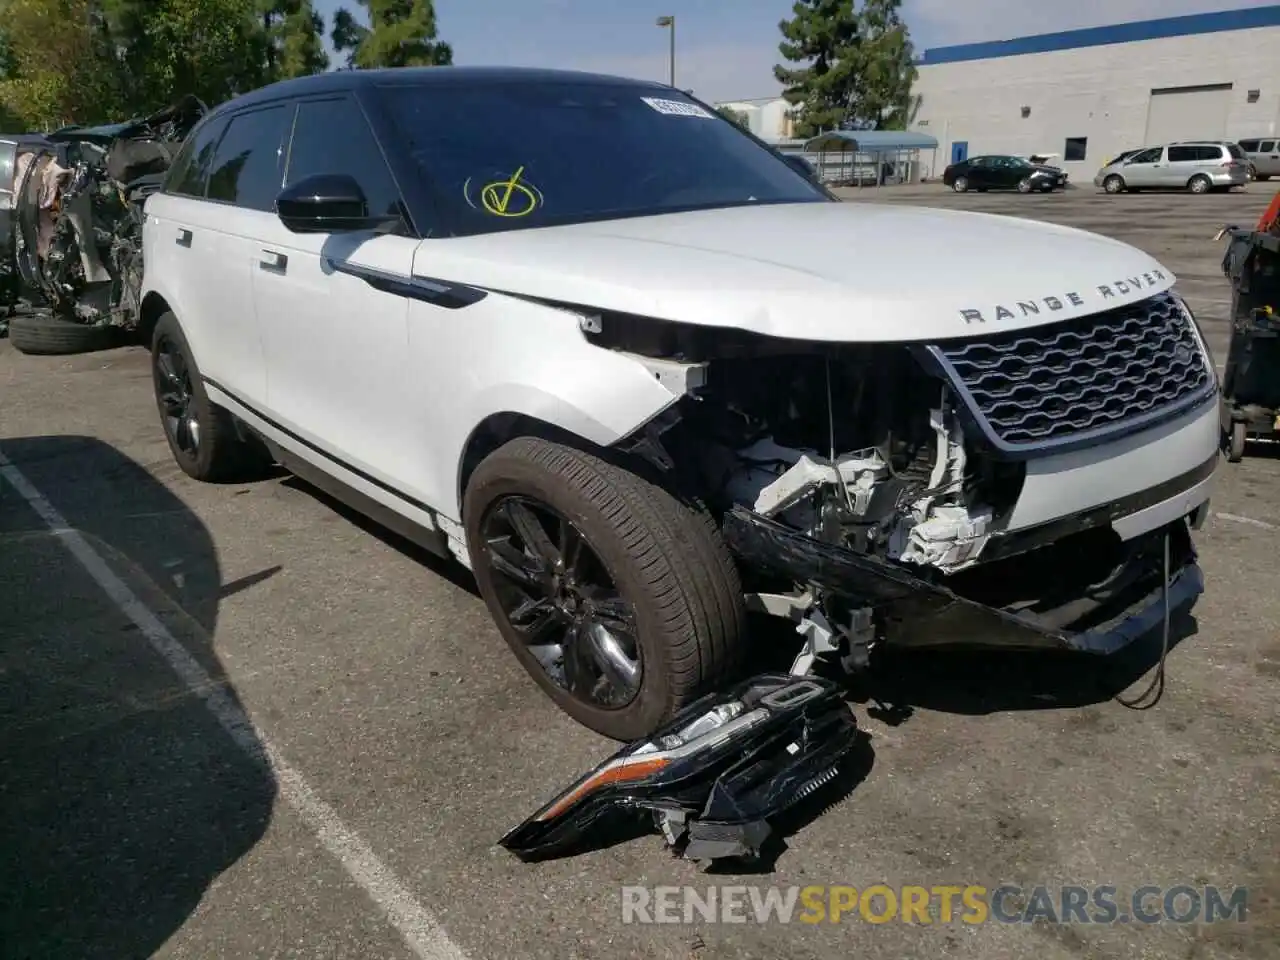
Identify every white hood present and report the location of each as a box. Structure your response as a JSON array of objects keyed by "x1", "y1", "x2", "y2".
[{"x1": 419, "y1": 202, "x2": 1177, "y2": 343}]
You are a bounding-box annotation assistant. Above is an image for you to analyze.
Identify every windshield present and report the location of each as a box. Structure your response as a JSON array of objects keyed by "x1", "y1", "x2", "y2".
[{"x1": 379, "y1": 81, "x2": 827, "y2": 235}]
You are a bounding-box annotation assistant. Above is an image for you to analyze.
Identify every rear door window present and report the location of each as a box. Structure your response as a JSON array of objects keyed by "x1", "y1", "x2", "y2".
[
  {"x1": 165, "y1": 116, "x2": 228, "y2": 198},
  {"x1": 1167, "y1": 146, "x2": 1197, "y2": 162},
  {"x1": 205, "y1": 105, "x2": 292, "y2": 212}
]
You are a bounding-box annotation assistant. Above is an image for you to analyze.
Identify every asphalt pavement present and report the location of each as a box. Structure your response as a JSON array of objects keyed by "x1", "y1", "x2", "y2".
[{"x1": 1, "y1": 184, "x2": 1276, "y2": 960}]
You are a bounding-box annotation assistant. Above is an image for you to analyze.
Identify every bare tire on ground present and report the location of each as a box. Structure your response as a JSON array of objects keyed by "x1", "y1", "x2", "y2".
[
  {"x1": 150, "y1": 311, "x2": 272, "y2": 483},
  {"x1": 1104, "y1": 175, "x2": 1125, "y2": 194},
  {"x1": 464, "y1": 436, "x2": 748, "y2": 741},
  {"x1": 1189, "y1": 175, "x2": 1212, "y2": 194},
  {"x1": 8, "y1": 312, "x2": 123, "y2": 355},
  {"x1": 1227, "y1": 421, "x2": 1248, "y2": 463},
  {"x1": 952, "y1": 176, "x2": 968, "y2": 193}
]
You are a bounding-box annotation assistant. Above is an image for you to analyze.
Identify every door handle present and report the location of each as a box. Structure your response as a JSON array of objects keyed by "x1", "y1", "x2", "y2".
[
  {"x1": 176, "y1": 228, "x2": 192, "y2": 247},
  {"x1": 259, "y1": 249, "x2": 288, "y2": 273}
]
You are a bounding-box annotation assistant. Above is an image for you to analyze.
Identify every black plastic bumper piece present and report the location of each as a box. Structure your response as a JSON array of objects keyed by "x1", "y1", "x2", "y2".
[
  {"x1": 721, "y1": 507, "x2": 1204, "y2": 655},
  {"x1": 498, "y1": 674, "x2": 859, "y2": 864}
]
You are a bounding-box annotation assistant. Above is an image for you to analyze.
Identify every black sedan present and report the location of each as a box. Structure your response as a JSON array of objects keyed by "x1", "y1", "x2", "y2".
[{"x1": 942, "y1": 154, "x2": 1068, "y2": 193}]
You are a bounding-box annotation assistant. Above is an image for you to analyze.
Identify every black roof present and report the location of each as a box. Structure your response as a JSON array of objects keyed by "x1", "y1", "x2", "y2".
[{"x1": 207, "y1": 66, "x2": 672, "y2": 119}]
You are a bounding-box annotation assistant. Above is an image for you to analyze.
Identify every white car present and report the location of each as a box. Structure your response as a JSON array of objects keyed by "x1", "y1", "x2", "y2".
[{"x1": 140, "y1": 68, "x2": 1220, "y2": 741}]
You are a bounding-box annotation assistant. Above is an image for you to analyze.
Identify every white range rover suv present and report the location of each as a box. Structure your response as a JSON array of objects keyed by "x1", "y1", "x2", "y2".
[{"x1": 140, "y1": 67, "x2": 1220, "y2": 741}]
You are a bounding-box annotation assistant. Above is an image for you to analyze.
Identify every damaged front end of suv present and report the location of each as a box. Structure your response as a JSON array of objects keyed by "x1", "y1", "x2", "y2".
[
  {"x1": 599, "y1": 289, "x2": 1218, "y2": 675},
  {"x1": 7, "y1": 96, "x2": 204, "y2": 336}
]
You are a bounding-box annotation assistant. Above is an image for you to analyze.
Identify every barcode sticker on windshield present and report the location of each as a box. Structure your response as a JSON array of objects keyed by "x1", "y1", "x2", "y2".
[{"x1": 642, "y1": 97, "x2": 713, "y2": 119}]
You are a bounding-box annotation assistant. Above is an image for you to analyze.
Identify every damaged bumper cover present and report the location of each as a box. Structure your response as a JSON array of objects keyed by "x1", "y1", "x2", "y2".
[
  {"x1": 499, "y1": 674, "x2": 858, "y2": 863},
  {"x1": 722, "y1": 506, "x2": 1205, "y2": 656}
]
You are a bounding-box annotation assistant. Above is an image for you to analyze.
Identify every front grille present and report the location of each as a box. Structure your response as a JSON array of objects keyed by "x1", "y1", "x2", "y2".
[{"x1": 927, "y1": 292, "x2": 1213, "y2": 453}]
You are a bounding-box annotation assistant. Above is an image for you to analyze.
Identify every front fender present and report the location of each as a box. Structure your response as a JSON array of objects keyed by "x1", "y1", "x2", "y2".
[{"x1": 405, "y1": 290, "x2": 688, "y2": 519}]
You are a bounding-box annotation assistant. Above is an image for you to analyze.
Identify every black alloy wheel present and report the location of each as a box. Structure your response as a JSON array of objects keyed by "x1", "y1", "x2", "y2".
[
  {"x1": 481, "y1": 495, "x2": 642, "y2": 709},
  {"x1": 154, "y1": 333, "x2": 201, "y2": 461}
]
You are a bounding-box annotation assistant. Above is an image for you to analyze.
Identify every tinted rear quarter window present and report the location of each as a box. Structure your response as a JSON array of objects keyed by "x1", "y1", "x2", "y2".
[
  {"x1": 166, "y1": 116, "x2": 228, "y2": 198},
  {"x1": 284, "y1": 96, "x2": 406, "y2": 224},
  {"x1": 1262, "y1": 140, "x2": 1277, "y2": 152},
  {"x1": 1239, "y1": 139, "x2": 1260, "y2": 152},
  {"x1": 1227, "y1": 143, "x2": 1246, "y2": 160},
  {"x1": 206, "y1": 105, "x2": 291, "y2": 211}
]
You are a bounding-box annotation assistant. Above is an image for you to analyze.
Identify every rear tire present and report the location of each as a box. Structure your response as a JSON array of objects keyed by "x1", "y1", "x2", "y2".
[
  {"x1": 150, "y1": 311, "x2": 272, "y2": 483},
  {"x1": 1103, "y1": 175, "x2": 1125, "y2": 194},
  {"x1": 1188, "y1": 175, "x2": 1212, "y2": 194},
  {"x1": 8, "y1": 312, "x2": 123, "y2": 355},
  {"x1": 464, "y1": 436, "x2": 747, "y2": 741}
]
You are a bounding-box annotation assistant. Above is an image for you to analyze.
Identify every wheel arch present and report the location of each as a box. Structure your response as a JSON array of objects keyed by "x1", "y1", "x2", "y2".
[
  {"x1": 137, "y1": 290, "x2": 173, "y2": 348},
  {"x1": 454, "y1": 391, "x2": 678, "y2": 519}
]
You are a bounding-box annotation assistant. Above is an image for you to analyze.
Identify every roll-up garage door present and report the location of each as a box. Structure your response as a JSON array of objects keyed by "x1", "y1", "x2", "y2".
[{"x1": 1144, "y1": 84, "x2": 1232, "y2": 144}]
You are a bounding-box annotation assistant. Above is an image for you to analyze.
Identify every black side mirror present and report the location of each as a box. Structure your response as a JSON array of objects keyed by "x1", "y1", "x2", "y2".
[{"x1": 276, "y1": 173, "x2": 395, "y2": 234}]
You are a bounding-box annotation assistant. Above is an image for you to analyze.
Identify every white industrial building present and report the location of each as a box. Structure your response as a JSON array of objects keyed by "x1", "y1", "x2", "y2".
[
  {"x1": 911, "y1": 5, "x2": 1280, "y2": 180},
  {"x1": 715, "y1": 96, "x2": 798, "y2": 141}
]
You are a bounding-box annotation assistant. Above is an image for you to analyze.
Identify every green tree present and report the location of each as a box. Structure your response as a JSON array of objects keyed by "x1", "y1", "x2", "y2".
[
  {"x1": 0, "y1": 0, "x2": 121, "y2": 129},
  {"x1": 716, "y1": 105, "x2": 750, "y2": 129},
  {"x1": 845, "y1": 0, "x2": 917, "y2": 130},
  {"x1": 774, "y1": 0, "x2": 861, "y2": 137},
  {"x1": 774, "y1": 0, "x2": 919, "y2": 136},
  {"x1": 259, "y1": 0, "x2": 329, "y2": 80},
  {"x1": 331, "y1": 0, "x2": 451, "y2": 70},
  {"x1": 101, "y1": 0, "x2": 266, "y2": 114}
]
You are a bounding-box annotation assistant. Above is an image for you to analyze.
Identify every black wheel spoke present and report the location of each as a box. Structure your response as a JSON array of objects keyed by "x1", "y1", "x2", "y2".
[
  {"x1": 559, "y1": 519, "x2": 584, "y2": 577},
  {"x1": 508, "y1": 594, "x2": 564, "y2": 644},
  {"x1": 502, "y1": 501, "x2": 562, "y2": 572},
  {"x1": 482, "y1": 495, "x2": 642, "y2": 711},
  {"x1": 486, "y1": 536, "x2": 545, "y2": 590},
  {"x1": 581, "y1": 620, "x2": 640, "y2": 696}
]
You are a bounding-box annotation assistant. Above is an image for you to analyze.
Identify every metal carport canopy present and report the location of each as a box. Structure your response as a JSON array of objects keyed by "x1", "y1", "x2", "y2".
[{"x1": 802, "y1": 130, "x2": 939, "y2": 153}]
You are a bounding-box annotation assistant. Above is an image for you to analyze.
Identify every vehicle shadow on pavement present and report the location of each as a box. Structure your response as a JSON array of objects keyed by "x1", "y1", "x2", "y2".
[
  {"x1": 0, "y1": 436, "x2": 276, "y2": 960},
  {"x1": 278, "y1": 475, "x2": 479, "y2": 594},
  {"x1": 847, "y1": 611, "x2": 1199, "y2": 723},
  {"x1": 744, "y1": 608, "x2": 1199, "y2": 723}
]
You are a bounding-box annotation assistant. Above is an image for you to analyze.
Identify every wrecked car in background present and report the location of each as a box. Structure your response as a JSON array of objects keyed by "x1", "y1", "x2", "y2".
[{"x1": 3, "y1": 96, "x2": 204, "y2": 354}]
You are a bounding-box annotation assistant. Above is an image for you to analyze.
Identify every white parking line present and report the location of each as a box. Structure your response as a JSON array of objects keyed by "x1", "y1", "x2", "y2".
[
  {"x1": 1215, "y1": 511, "x2": 1278, "y2": 531},
  {"x1": 0, "y1": 449, "x2": 468, "y2": 960}
]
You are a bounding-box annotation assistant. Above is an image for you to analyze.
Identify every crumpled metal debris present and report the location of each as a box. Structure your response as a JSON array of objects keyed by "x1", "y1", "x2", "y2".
[{"x1": 7, "y1": 96, "x2": 205, "y2": 329}]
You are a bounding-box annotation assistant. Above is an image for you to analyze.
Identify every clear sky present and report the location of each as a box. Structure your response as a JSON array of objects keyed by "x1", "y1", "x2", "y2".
[{"x1": 311, "y1": 1, "x2": 1280, "y2": 103}]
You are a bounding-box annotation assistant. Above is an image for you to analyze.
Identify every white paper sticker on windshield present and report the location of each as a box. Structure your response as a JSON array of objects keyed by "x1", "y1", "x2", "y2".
[{"x1": 641, "y1": 96, "x2": 713, "y2": 119}]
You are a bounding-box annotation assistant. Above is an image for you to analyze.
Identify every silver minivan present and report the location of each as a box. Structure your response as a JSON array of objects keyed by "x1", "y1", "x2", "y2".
[
  {"x1": 1237, "y1": 138, "x2": 1280, "y2": 181},
  {"x1": 1094, "y1": 141, "x2": 1250, "y2": 194}
]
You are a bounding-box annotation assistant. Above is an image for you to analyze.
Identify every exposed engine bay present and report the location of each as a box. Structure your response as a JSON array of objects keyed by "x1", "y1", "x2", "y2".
[
  {"x1": 597, "y1": 310, "x2": 1211, "y2": 668},
  {"x1": 7, "y1": 96, "x2": 204, "y2": 329}
]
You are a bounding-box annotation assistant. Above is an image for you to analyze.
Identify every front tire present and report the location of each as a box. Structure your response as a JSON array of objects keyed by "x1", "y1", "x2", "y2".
[
  {"x1": 151, "y1": 312, "x2": 271, "y2": 483},
  {"x1": 1017, "y1": 178, "x2": 1032, "y2": 193},
  {"x1": 464, "y1": 436, "x2": 747, "y2": 741},
  {"x1": 1104, "y1": 175, "x2": 1125, "y2": 194}
]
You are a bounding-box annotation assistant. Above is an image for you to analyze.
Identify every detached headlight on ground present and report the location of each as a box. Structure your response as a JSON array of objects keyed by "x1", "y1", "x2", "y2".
[{"x1": 498, "y1": 674, "x2": 859, "y2": 864}]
